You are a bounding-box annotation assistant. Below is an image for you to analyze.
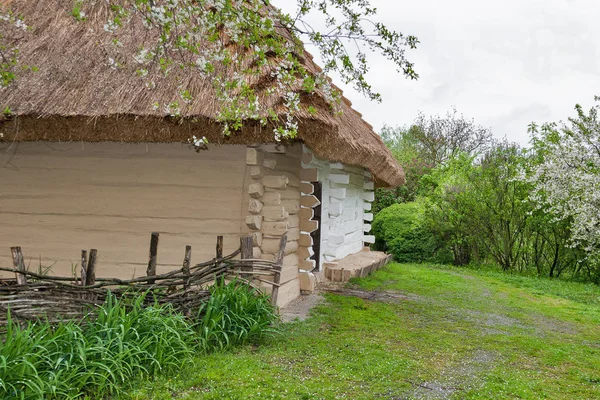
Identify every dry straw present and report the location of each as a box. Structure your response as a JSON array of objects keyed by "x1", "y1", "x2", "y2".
[{"x1": 0, "y1": 0, "x2": 405, "y2": 187}]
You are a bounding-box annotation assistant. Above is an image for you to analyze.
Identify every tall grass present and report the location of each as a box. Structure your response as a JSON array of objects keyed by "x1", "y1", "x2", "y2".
[{"x1": 0, "y1": 280, "x2": 280, "y2": 399}]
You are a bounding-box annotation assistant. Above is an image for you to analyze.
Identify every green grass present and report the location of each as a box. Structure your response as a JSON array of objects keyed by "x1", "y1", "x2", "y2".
[{"x1": 122, "y1": 263, "x2": 600, "y2": 400}]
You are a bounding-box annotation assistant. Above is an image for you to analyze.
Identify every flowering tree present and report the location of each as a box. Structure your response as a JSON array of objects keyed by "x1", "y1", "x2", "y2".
[
  {"x1": 0, "y1": 0, "x2": 418, "y2": 140},
  {"x1": 527, "y1": 98, "x2": 600, "y2": 262}
]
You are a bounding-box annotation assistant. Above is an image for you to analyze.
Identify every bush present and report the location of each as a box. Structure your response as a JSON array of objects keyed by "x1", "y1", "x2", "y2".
[
  {"x1": 0, "y1": 281, "x2": 280, "y2": 399},
  {"x1": 195, "y1": 278, "x2": 280, "y2": 351},
  {"x1": 372, "y1": 202, "x2": 453, "y2": 264}
]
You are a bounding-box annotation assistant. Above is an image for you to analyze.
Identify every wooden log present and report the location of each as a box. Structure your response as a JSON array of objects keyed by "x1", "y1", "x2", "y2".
[
  {"x1": 297, "y1": 246, "x2": 314, "y2": 260},
  {"x1": 252, "y1": 232, "x2": 263, "y2": 247},
  {"x1": 301, "y1": 151, "x2": 313, "y2": 165},
  {"x1": 330, "y1": 173, "x2": 350, "y2": 184},
  {"x1": 299, "y1": 219, "x2": 319, "y2": 233},
  {"x1": 263, "y1": 175, "x2": 289, "y2": 189},
  {"x1": 80, "y1": 250, "x2": 88, "y2": 286},
  {"x1": 271, "y1": 235, "x2": 287, "y2": 306},
  {"x1": 280, "y1": 187, "x2": 301, "y2": 200},
  {"x1": 246, "y1": 148, "x2": 264, "y2": 166},
  {"x1": 183, "y1": 245, "x2": 192, "y2": 290},
  {"x1": 147, "y1": 232, "x2": 160, "y2": 284},
  {"x1": 249, "y1": 183, "x2": 265, "y2": 199},
  {"x1": 288, "y1": 214, "x2": 300, "y2": 228},
  {"x1": 364, "y1": 235, "x2": 376, "y2": 244},
  {"x1": 284, "y1": 241, "x2": 299, "y2": 255},
  {"x1": 364, "y1": 181, "x2": 375, "y2": 190},
  {"x1": 298, "y1": 207, "x2": 314, "y2": 221},
  {"x1": 261, "y1": 238, "x2": 287, "y2": 254},
  {"x1": 11, "y1": 247, "x2": 27, "y2": 285},
  {"x1": 364, "y1": 213, "x2": 374, "y2": 222},
  {"x1": 262, "y1": 144, "x2": 287, "y2": 153},
  {"x1": 282, "y1": 199, "x2": 300, "y2": 214},
  {"x1": 249, "y1": 198, "x2": 264, "y2": 214},
  {"x1": 285, "y1": 173, "x2": 301, "y2": 188},
  {"x1": 287, "y1": 227, "x2": 300, "y2": 241},
  {"x1": 329, "y1": 202, "x2": 343, "y2": 217},
  {"x1": 263, "y1": 159, "x2": 277, "y2": 169},
  {"x1": 299, "y1": 259, "x2": 316, "y2": 272},
  {"x1": 246, "y1": 215, "x2": 263, "y2": 230},
  {"x1": 250, "y1": 166, "x2": 264, "y2": 179},
  {"x1": 262, "y1": 206, "x2": 289, "y2": 221},
  {"x1": 301, "y1": 195, "x2": 321, "y2": 208},
  {"x1": 262, "y1": 191, "x2": 282, "y2": 205},
  {"x1": 240, "y1": 236, "x2": 254, "y2": 279},
  {"x1": 364, "y1": 191, "x2": 375, "y2": 202},
  {"x1": 330, "y1": 188, "x2": 347, "y2": 200},
  {"x1": 300, "y1": 182, "x2": 314, "y2": 195},
  {"x1": 86, "y1": 249, "x2": 97, "y2": 286},
  {"x1": 263, "y1": 221, "x2": 289, "y2": 236},
  {"x1": 216, "y1": 236, "x2": 224, "y2": 259},
  {"x1": 299, "y1": 233, "x2": 313, "y2": 247},
  {"x1": 299, "y1": 168, "x2": 318, "y2": 182}
]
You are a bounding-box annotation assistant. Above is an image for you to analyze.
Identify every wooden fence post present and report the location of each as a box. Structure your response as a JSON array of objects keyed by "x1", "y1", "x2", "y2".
[
  {"x1": 271, "y1": 235, "x2": 287, "y2": 306},
  {"x1": 240, "y1": 236, "x2": 253, "y2": 279},
  {"x1": 80, "y1": 250, "x2": 88, "y2": 286},
  {"x1": 147, "y1": 232, "x2": 159, "y2": 284},
  {"x1": 85, "y1": 249, "x2": 97, "y2": 286},
  {"x1": 216, "y1": 236, "x2": 223, "y2": 260},
  {"x1": 11, "y1": 247, "x2": 27, "y2": 285},
  {"x1": 183, "y1": 245, "x2": 192, "y2": 290}
]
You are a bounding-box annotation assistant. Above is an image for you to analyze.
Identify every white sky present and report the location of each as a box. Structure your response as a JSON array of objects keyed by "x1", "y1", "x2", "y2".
[{"x1": 280, "y1": 0, "x2": 600, "y2": 146}]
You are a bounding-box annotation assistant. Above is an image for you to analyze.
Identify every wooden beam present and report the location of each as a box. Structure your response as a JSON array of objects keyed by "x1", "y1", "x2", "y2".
[
  {"x1": 271, "y1": 235, "x2": 288, "y2": 306},
  {"x1": 301, "y1": 195, "x2": 321, "y2": 208},
  {"x1": 80, "y1": 250, "x2": 88, "y2": 286},
  {"x1": 240, "y1": 236, "x2": 254, "y2": 279},
  {"x1": 86, "y1": 249, "x2": 97, "y2": 286},
  {"x1": 249, "y1": 183, "x2": 264, "y2": 199},
  {"x1": 299, "y1": 168, "x2": 318, "y2": 182},
  {"x1": 183, "y1": 245, "x2": 192, "y2": 290},
  {"x1": 216, "y1": 235, "x2": 223, "y2": 259},
  {"x1": 11, "y1": 247, "x2": 27, "y2": 285},
  {"x1": 300, "y1": 182, "x2": 314, "y2": 195},
  {"x1": 246, "y1": 148, "x2": 264, "y2": 166},
  {"x1": 146, "y1": 232, "x2": 159, "y2": 283}
]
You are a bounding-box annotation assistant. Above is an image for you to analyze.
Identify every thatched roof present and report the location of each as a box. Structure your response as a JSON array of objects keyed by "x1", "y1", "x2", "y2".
[{"x1": 0, "y1": 0, "x2": 404, "y2": 187}]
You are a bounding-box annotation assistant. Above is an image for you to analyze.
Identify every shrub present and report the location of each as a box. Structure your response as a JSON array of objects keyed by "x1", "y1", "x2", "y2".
[{"x1": 372, "y1": 202, "x2": 453, "y2": 264}]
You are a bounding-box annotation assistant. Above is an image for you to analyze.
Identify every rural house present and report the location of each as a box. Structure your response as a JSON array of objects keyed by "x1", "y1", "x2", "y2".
[{"x1": 0, "y1": 1, "x2": 404, "y2": 307}]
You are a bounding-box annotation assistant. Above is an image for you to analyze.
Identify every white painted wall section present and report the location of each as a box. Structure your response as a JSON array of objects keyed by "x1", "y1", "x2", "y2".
[{"x1": 302, "y1": 146, "x2": 375, "y2": 266}]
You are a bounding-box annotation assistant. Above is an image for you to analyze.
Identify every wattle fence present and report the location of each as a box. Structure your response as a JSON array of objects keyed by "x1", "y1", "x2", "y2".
[{"x1": 0, "y1": 233, "x2": 286, "y2": 325}]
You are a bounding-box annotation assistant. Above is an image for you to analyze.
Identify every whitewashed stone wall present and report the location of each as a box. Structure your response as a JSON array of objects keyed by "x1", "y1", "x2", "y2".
[{"x1": 301, "y1": 146, "x2": 375, "y2": 268}]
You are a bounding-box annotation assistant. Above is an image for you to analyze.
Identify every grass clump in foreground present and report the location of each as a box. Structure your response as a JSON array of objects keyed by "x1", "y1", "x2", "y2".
[
  {"x1": 0, "y1": 279, "x2": 279, "y2": 399},
  {"x1": 124, "y1": 263, "x2": 600, "y2": 400}
]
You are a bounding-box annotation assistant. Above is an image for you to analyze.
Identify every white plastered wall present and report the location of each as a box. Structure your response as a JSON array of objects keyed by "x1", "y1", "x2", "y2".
[{"x1": 301, "y1": 146, "x2": 375, "y2": 268}]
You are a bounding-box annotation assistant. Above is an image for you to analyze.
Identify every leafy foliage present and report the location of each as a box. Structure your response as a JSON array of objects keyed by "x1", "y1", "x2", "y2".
[
  {"x1": 195, "y1": 278, "x2": 281, "y2": 352},
  {"x1": 372, "y1": 202, "x2": 452, "y2": 263},
  {"x1": 0, "y1": 280, "x2": 280, "y2": 399},
  {"x1": 527, "y1": 99, "x2": 600, "y2": 272}
]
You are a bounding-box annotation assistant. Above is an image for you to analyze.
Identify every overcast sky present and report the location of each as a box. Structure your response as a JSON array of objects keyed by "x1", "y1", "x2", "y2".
[{"x1": 281, "y1": 0, "x2": 600, "y2": 146}]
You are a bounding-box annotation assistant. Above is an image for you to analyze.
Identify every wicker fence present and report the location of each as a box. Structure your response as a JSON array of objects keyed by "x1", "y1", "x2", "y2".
[{"x1": 0, "y1": 233, "x2": 286, "y2": 325}]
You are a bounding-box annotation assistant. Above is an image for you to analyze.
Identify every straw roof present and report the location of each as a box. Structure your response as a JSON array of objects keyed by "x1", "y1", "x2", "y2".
[{"x1": 0, "y1": 0, "x2": 405, "y2": 187}]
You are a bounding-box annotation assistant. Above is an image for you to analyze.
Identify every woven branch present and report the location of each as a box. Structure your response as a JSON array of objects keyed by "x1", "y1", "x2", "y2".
[{"x1": 0, "y1": 245, "x2": 282, "y2": 326}]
